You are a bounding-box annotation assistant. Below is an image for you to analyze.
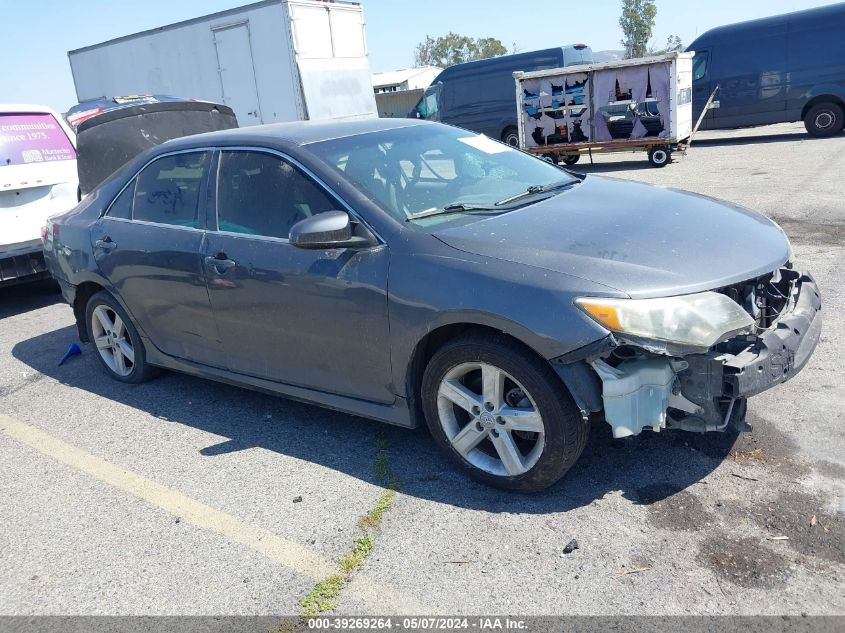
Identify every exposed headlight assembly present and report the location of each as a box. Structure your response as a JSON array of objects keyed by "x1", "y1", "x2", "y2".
[{"x1": 575, "y1": 292, "x2": 755, "y2": 349}]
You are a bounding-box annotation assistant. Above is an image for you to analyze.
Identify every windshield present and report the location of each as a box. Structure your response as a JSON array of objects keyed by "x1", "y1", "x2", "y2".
[
  {"x1": 304, "y1": 124, "x2": 577, "y2": 223},
  {"x1": 1, "y1": 113, "x2": 76, "y2": 167}
]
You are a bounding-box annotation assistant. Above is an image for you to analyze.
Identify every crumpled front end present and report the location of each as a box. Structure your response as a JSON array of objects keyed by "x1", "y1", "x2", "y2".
[{"x1": 554, "y1": 268, "x2": 822, "y2": 437}]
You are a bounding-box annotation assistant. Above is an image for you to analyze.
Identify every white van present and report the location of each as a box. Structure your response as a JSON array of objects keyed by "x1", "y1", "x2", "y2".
[{"x1": 0, "y1": 104, "x2": 78, "y2": 286}]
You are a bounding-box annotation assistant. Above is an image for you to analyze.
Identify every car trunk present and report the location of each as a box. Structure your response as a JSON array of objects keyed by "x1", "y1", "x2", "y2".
[{"x1": 76, "y1": 101, "x2": 238, "y2": 196}]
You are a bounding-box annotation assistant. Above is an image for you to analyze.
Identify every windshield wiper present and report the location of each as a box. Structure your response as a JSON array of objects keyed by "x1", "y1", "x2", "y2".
[
  {"x1": 494, "y1": 179, "x2": 578, "y2": 206},
  {"x1": 405, "y1": 203, "x2": 501, "y2": 221}
]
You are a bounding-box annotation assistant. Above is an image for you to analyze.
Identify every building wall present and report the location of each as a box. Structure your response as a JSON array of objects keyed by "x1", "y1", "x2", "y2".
[{"x1": 375, "y1": 88, "x2": 423, "y2": 118}]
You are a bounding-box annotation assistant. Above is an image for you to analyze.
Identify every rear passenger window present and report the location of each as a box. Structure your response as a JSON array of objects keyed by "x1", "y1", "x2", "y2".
[
  {"x1": 133, "y1": 152, "x2": 209, "y2": 228},
  {"x1": 216, "y1": 151, "x2": 337, "y2": 239},
  {"x1": 107, "y1": 181, "x2": 135, "y2": 219}
]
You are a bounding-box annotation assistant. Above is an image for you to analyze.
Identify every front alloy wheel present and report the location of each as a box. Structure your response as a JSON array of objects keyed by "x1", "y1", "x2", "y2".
[
  {"x1": 422, "y1": 333, "x2": 588, "y2": 491},
  {"x1": 437, "y1": 362, "x2": 545, "y2": 477}
]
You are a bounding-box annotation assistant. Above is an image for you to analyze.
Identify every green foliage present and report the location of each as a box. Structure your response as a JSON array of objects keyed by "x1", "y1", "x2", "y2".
[
  {"x1": 359, "y1": 489, "x2": 395, "y2": 530},
  {"x1": 619, "y1": 0, "x2": 658, "y2": 58},
  {"x1": 664, "y1": 34, "x2": 684, "y2": 52},
  {"x1": 299, "y1": 574, "x2": 345, "y2": 617},
  {"x1": 650, "y1": 34, "x2": 684, "y2": 55},
  {"x1": 298, "y1": 432, "x2": 402, "y2": 619},
  {"x1": 414, "y1": 32, "x2": 508, "y2": 68}
]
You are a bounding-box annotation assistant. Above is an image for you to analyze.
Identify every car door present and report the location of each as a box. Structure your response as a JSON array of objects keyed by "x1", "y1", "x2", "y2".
[
  {"x1": 202, "y1": 148, "x2": 393, "y2": 404},
  {"x1": 93, "y1": 150, "x2": 225, "y2": 367}
]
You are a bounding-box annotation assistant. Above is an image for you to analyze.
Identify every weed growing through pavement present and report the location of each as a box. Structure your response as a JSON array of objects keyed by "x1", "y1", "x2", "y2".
[{"x1": 299, "y1": 431, "x2": 400, "y2": 617}]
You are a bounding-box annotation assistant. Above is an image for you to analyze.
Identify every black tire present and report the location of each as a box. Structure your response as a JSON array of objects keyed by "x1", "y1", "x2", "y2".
[
  {"x1": 562, "y1": 154, "x2": 580, "y2": 166},
  {"x1": 541, "y1": 152, "x2": 558, "y2": 164},
  {"x1": 421, "y1": 332, "x2": 588, "y2": 492},
  {"x1": 85, "y1": 290, "x2": 159, "y2": 384},
  {"x1": 647, "y1": 145, "x2": 671, "y2": 168},
  {"x1": 501, "y1": 127, "x2": 520, "y2": 147},
  {"x1": 803, "y1": 101, "x2": 844, "y2": 138}
]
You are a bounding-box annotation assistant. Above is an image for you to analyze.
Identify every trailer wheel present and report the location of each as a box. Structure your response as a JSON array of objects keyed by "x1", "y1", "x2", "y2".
[
  {"x1": 562, "y1": 154, "x2": 580, "y2": 166},
  {"x1": 541, "y1": 152, "x2": 558, "y2": 164},
  {"x1": 647, "y1": 145, "x2": 671, "y2": 168},
  {"x1": 502, "y1": 127, "x2": 520, "y2": 147},
  {"x1": 803, "y1": 102, "x2": 844, "y2": 138}
]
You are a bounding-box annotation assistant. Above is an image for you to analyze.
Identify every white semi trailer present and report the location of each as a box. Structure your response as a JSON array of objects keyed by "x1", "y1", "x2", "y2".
[
  {"x1": 67, "y1": 0, "x2": 378, "y2": 126},
  {"x1": 514, "y1": 51, "x2": 695, "y2": 167}
]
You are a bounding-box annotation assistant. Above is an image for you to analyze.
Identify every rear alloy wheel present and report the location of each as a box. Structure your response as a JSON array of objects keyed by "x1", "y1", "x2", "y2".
[
  {"x1": 502, "y1": 127, "x2": 520, "y2": 148},
  {"x1": 422, "y1": 333, "x2": 587, "y2": 491},
  {"x1": 804, "y1": 102, "x2": 844, "y2": 138},
  {"x1": 85, "y1": 291, "x2": 158, "y2": 384},
  {"x1": 647, "y1": 145, "x2": 671, "y2": 168}
]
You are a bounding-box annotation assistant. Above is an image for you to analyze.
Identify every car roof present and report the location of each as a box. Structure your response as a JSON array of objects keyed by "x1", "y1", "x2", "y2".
[
  {"x1": 161, "y1": 116, "x2": 431, "y2": 150},
  {"x1": 687, "y1": 3, "x2": 845, "y2": 49},
  {"x1": 0, "y1": 103, "x2": 62, "y2": 115}
]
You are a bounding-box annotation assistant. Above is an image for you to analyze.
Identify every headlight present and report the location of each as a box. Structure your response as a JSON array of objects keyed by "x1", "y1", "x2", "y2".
[{"x1": 575, "y1": 292, "x2": 754, "y2": 348}]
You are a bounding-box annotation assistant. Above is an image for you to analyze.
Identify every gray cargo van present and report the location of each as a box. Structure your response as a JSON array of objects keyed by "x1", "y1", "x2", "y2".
[
  {"x1": 411, "y1": 45, "x2": 593, "y2": 146},
  {"x1": 687, "y1": 3, "x2": 845, "y2": 137}
]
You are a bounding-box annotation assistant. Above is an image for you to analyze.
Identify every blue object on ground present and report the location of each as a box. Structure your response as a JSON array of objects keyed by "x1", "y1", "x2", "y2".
[{"x1": 58, "y1": 343, "x2": 82, "y2": 366}]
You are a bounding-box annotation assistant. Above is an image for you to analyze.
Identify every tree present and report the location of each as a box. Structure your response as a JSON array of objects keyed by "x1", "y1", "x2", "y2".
[
  {"x1": 619, "y1": 0, "x2": 657, "y2": 58},
  {"x1": 650, "y1": 34, "x2": 684, "y2": 55},
  {"x1": 414, "y1": 33, "x2": 507, "y2": 68}
]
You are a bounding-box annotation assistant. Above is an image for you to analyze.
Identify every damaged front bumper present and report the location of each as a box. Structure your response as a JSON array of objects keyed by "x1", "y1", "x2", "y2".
[{"x1": 554, "y1": 270, "x2": 822, "y2": 438}]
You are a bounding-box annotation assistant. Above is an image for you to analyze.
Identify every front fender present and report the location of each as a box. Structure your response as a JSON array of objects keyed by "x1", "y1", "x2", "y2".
[
  {"x1": 802, "y1": 84, "x2": 845, "y2": 106},
  {"x1": 387, "y1": 249, "x2": 618, "y2": 398}
]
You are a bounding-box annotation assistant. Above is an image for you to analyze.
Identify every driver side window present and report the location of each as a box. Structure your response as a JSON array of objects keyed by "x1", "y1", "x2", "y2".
[
  {"x1": 693, "y1": 51, "x2": 709, "y2": 81},
  {"x1": 216, "y1": 150, "x2": 337, "y2": 239}
]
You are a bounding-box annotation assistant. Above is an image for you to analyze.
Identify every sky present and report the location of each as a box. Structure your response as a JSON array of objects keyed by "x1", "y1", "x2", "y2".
[{"x1": 1, "y1": 0, "x2": 836, "y2": 113}]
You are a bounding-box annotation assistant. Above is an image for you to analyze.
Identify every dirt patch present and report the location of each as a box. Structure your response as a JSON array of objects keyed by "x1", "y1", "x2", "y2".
[
  {"x1": 814, "y1": 460, "x2": 845, "y2": 480},
  {"x1": 771, "y1": 217, "x2": 845, "y2": 246},
  {"x1": 749, "y1": 489, "x2": 845, "y2": 565},
  {"x1": 670, "y1": 427, "x2": 740, "y2": 460},
  {"x1": 731, "y1": 447, "x2": 767, "y2": 463},
  {"x1": 637, "y1": 483, "x2": 714, "y2": 532},
  {"x1": 727, "y1": 412, "x2": 809, "y2": 480},
  {"x1": 697, "y1": 534, "x2": 792, "y2": 589}
]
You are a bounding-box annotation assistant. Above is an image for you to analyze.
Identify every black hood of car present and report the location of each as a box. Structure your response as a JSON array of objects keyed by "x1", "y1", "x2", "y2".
[{"x1": 433, "y1": 175, "x2": 790, "y2": 299}]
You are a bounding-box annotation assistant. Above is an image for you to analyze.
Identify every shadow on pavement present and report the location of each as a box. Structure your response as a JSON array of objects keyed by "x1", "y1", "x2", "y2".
[
  {"x1": 688, "y1": 131, "x2": 811, "y2": 148},
  {"x1": 0, "y1": 280, "x2": 61, "y2": 319},
  {"x1": 570, "y1": 160, "x2": 655, "y2": 174},
  {"x1": 568, "y1": 131, "x2": 820, "y2": 174},
  {"x1": 13, "y1": 324, "x2": 740, "y2": 513}
]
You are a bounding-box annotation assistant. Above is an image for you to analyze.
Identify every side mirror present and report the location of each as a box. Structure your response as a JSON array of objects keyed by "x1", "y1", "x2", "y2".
[{"x1": 289, "y1": 211, "x2": 374, "y2": 250}]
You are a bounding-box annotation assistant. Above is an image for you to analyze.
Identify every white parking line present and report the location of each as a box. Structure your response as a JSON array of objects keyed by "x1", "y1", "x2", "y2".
[{"x1": 0, "y1": 413, "x2": 420, "y2": 612}]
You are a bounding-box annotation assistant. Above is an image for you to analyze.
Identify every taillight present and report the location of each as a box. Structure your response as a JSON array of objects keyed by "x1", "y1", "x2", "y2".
[
  {"x1": 67, "y1": 107, "x2": 102, "y2": 128},
  {"x1": 52, "y1": 223, "x2": 60, "y2": 241},
  {"x1": 40, "y1": 225, "x2": 49, "y2": 245}
]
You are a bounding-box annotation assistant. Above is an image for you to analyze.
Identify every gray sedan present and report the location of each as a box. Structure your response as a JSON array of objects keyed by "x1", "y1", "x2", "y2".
[{"x1": 43, "y1": 118, "x2": 822, "y2": 491}]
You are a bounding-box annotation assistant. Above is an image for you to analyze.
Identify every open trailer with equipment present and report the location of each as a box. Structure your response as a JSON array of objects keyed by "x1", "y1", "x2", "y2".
[{"x1": 513, "y1": 51, "x2": 697, "y2": 167}]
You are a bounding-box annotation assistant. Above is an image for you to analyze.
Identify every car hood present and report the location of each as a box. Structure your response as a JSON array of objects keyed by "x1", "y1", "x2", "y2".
[{"x1": 433, "y1": 176, "x2": 790, "y2": 299}]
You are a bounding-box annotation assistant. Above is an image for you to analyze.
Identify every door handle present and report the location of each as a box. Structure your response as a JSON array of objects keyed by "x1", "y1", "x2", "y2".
[
  {"x1": 205, "y1": 254, "x2": 237, "y2": 274},
  {"x1": 95, "y1": 237, "x2": 117, "y2": 250}
]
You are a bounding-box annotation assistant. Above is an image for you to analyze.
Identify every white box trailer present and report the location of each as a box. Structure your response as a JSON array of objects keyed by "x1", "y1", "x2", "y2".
[
  {"x1": 67, "y1": 0, "x2": 377, "y2": 126},
  {"x1": 514, "y1": 51, "x2": 695, "y2": 167}
]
